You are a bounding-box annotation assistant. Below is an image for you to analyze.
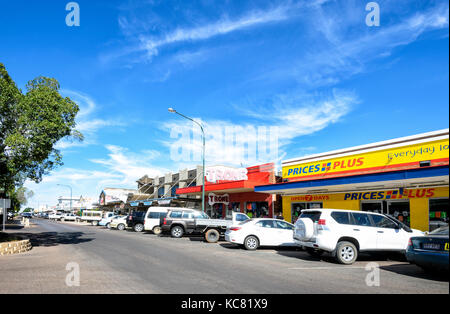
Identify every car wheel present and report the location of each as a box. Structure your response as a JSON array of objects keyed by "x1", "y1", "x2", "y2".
[
  {"x1": 171, "y1": 226, "x2": 184, "y2": 238},
  {"x1": 244, "y1": 236, "x2": 259, "y2": 250},
  {"x1": 118, "y1": 223, "x2": 125, "y2": 231},
  {"x1": 134, "y1": 223, "x2": 144, "y2": 232},
  {"x1": 91, "y1": 221, "x2": 98, "y2": 226},
  {"x1": 205, "y1": 229, "x2": 220, "y2": 243},
  {"x1": 106, "y1": 223, "x2": 111, "y2": 229},
  {"x1": 335, "y1": 241, "x2": 358, "y2": 265},
  {"x1": 153, "y1": 226, "x2": 162, "y2": 235}
]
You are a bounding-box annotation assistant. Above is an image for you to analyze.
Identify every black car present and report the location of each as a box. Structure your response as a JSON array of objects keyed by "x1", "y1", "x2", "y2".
[
  {"x1": 406, "y1": 226, "x2": 449, "y2": 273},
  {"x1": 126, "y1": 211, "x2": 146, "y2": 232}
]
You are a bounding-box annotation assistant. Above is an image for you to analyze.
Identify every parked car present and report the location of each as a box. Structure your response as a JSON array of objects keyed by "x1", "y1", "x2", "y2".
[
  {"x1": 161, "y1": 208, "x2": 205, "y2": 238},
  {"x1": 195, "y1": 211, "x2": 250, "y2": 243},
  {"x1": 79, "y1": 210, "x2": 104, "y2": 225},
  {"x1": 21, "y1": 212, "x2": 33, "y2": 218},
  {"x1": 225, "y1": 218, "x2": 297, "y2": 250},
  {"x1": 110, "y1": 215, "x2": 128, "y2": 230},
  {"x1": 61, "y1": 213, "x2": 78, "y2": 222},
  {"x1": 126, "y1": 211, "x2": 147, "y2": 232},
  {"x1": 406, "y1": 226, "x2": 449, "y2": 273},
  {"x1": 144, "y1": 207, "x2": 171, "y2": 235},
  {"x1": 48, "y1": 212, "x2": 64, "y2": 221},
  {"x1": 294, "y1": 209, "x2": 424, "y2": 265},
  {"x1": 161, "y1": 208, "x2": 249, "y2": 242},
  {"x1": 99, "y1": 214, "x2": 118, "y2": 228}
]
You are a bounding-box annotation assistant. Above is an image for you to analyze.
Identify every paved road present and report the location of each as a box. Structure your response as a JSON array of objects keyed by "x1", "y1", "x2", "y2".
[{"x1": 0, "y1": 219, "x2": 448, "y2": 294}]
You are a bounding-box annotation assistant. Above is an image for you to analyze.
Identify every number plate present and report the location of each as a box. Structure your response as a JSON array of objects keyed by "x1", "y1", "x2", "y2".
[{"x1": 423, "y1": 243, "x2": 441, "y2": 250}]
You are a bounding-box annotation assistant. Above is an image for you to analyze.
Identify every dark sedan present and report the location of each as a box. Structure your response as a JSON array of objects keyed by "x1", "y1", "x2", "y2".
[{"x1": 406, "y1": 226, "x2": 449, "y2": 273}]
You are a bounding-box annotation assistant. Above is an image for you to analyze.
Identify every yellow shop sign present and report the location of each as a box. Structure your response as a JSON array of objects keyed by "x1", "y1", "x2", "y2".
[{"x1": 283, "y1": 139, "x2": 449, "y2": 179}]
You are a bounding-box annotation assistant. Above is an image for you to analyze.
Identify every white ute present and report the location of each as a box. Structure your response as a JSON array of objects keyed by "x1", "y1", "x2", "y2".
[{"x1": 294, "y1": 209, "x2": 423, "y2": 265}]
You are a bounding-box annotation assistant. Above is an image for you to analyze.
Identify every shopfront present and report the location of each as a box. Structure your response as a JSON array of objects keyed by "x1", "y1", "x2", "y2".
[
  {"x1": 255, "y1": 129, "x2": 449, "y2": 231},
  {"x1": 176, "y1": 163, "x2": 277, "y2": 219}
]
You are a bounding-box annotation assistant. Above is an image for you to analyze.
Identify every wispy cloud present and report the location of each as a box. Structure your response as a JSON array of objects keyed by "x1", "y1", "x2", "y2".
[
  {"x1": 161, "y1": 89, "x2": 357, "y2": 168},
  {"x1": 137, "y1": 5, "x2": 291, "y2": 59},
  {"x1": 257, "y1": 2, "x2": 449, "y2": 87},
  {"x1": 55, "y1": 90, "x2": 126, "y2": 150}
]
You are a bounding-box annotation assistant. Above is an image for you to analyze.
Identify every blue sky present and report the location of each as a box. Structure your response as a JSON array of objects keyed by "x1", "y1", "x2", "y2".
[{"x1": 0, "y1": 0, "x2": 448, "y2": 208}]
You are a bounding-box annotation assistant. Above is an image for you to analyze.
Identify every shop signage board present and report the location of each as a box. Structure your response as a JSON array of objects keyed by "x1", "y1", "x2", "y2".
[
  {"x1": 205, "y1": 166, "x2": 248, "y2": 183},
  {"x1": 208, "y1": 193, "x2": 230, "y2": 205},
  {"x1": 287, "y1": 187, "x2": 444, "y2": 202},
  {"x1": 283, "y1": 138, "x2": 449, "y2": 180}
]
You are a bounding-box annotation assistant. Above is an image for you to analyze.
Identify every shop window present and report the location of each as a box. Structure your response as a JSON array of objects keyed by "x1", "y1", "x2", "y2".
[
  {"x1": 429, "y1": 199, "x2": 449, "y2": 231},
  {"x1": 227, "y1": 202, "x2": 240, "y2": 218},
  {"x1": 361, "y1": 201, "x2": 383, "y2": 214},
  {"x1": 210, "y1": 203, "x2": 224, "y2": 219},
  {"x1": 246, "y1": 202, "x2": 269, "y2": 218},
  {"x1": 387, "y1": 201, "x2": 410, "y2": 226}
]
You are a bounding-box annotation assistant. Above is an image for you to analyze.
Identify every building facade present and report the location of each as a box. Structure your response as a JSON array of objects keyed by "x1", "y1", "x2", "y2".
[
  {"x1": 176, "y1": 163, "x2": 279, "y2": 219},
  {"x1": 255, "y1": 129, "x2": 449, "y2": 232}
]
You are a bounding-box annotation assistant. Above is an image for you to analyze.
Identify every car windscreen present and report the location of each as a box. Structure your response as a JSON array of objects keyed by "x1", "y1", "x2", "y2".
[{"x1": 299, "y1": 211, "x2": 322, "y2": 222}]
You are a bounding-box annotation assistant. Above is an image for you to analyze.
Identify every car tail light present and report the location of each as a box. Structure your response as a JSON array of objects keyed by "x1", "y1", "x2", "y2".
[
  {"x1": 408, "y1": 239, "x2": 412, "y2": 247},
  {"x1": 230, "y1": 227, "x2": 241, "y2": 231},
  {"x1": 318, "y1": 219, "x2": 326, "y2": 225},
  {"x1": 163, "y1": 218, "x2": 167, "y2": 225}
]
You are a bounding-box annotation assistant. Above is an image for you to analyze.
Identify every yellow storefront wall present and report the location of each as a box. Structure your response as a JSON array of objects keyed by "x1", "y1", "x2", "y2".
[{"x1": 282, "y1": 186, "x2": 449, "y2": 231}]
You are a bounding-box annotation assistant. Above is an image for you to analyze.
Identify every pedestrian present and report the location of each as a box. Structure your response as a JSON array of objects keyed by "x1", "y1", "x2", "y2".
[{"x1": 276, "y1": 212, "x2": 284, "y2": 220}]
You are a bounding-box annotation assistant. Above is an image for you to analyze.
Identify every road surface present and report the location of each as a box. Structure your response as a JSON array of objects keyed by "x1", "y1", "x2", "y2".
[{"x1": 0, "y1": 218, "x2": 448, "y2": 294}]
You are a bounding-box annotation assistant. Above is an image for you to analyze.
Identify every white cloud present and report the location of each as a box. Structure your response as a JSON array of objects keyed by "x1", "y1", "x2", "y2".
[
  {"x1": 25, "y1": 145, "x2": 167, "y2": 209},
  {"x1": 259, "y1": 2, "x2": 449, "y2": 87},
  {"x1": 161, "y1": 89, "x2": 357, "y2": 168},
  {"x1": 55, "y1": 90, "x2": 126, "y2": 150}
]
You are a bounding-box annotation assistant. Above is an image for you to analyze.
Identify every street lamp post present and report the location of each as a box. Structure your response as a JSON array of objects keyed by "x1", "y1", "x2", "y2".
[
  {"x1": 168, "y1": 107, "x2": 206, "y2": 213},
  {"x1": 57, "y1": 184, "x2": 72, "y2": 213}
]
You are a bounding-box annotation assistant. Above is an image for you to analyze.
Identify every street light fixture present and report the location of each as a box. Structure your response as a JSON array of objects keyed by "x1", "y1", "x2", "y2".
[
  {"x1": 168, "y1": 107, "x2": 206, "y2": 213},
  {"x1": 57, "y1": 184, "x2": 73, "y2": 213}
]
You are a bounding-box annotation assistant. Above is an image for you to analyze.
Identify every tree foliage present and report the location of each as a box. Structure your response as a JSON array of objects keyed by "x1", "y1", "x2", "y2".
[{"x1": 0, "y1": 63, "x2": 83, "y2": 194}]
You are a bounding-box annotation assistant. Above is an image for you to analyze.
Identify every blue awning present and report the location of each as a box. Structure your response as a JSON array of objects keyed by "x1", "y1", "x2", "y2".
[{"x1": 254, "y1": 166, "x2": 449, "y2": 194}]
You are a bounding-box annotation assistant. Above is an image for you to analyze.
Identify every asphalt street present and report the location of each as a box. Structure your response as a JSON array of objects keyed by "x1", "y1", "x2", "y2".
[{"x1": 0, "y1": 218, "x2": 448, "y2": 294}]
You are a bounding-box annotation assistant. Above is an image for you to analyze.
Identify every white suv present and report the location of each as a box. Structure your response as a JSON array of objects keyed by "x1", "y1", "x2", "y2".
[{"x1": 294, "y1": 209, "x2": 424, "y2": 265}]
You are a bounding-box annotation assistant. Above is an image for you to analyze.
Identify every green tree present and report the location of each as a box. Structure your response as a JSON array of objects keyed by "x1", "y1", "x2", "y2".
[{"x1": 0, "y1": 63, "x2": 83, "y2": 196}]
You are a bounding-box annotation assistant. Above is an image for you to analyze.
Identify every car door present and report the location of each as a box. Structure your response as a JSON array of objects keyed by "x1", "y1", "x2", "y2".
[
  {"x1": 349, "y1": 212, "x2": 377, "y2": 251},
  {"x1": 254, "y1": 220, "x2": 280, "y2": 246},
  {"x1": 273, "y1": 220, "x2": 295, "y2": 246},
  {"x1": 182, "y1": 211, "x2": 195, "y2": 231},
  {"x1": 370, "y1": 214, "x2": 406, "y2": 250}
]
